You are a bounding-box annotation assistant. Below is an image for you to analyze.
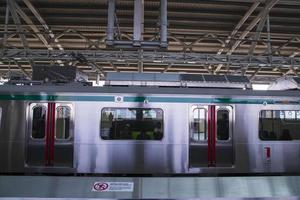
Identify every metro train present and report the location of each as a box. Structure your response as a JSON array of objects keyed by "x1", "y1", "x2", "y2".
[{"x1": 0, "y1": 84, "x2": 300, "y2": 174}]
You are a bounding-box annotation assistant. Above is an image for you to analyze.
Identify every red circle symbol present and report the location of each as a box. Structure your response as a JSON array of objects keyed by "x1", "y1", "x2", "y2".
[{"x1": 94, "y1": 183, "x2": 109, "y2": 191}]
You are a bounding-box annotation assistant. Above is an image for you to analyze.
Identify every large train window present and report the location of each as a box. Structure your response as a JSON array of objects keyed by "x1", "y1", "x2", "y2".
[
  {"x1": 259, "y1": 110, "x2": 300, "y2": 140},
  {"x1": 55, "y1": 106, "x2": 71, "y2": 139},
  {"x1": 100, "y1": 108, "x2": 163, "y2": 140},
  {"x1": 217, "y1": 109, "x2": 229, "y2": 140},
  {"x1": 192, "y1": 108, "x2": 206, "y2": 141},
  {"x1": 32, "y1": 106, "x2": 46, "y2": 139}
]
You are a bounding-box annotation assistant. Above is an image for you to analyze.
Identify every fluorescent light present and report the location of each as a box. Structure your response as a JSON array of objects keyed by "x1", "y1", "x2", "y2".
[
  {"x1": 117, "y1": 59, "x2": 125, "y2": 62},
  {"x1": 187, "y1": 61, "x2": 196, "y2": 64},
  {"x1": 252, "y1": 84, "x2": 269, "y2": 90},
  {"x1": 153, "y1": 60, "x2": 162, "y2": 63},
  {"x1": 92, "y1": 80, "x2": 105, "y2": 87}
]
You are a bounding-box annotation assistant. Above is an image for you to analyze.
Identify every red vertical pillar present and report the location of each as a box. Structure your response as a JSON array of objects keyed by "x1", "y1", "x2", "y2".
[
  {"x1": 208, "y1": 105, "x2": 216, "y2": 167},
  {"x1": 50, "y1": 103, "x2": 56, "y2": 166},
  {"x1": 207, "y1": 106, "x2": 211, "y2": 166},
  {"x1": 45, "y1": 102, "x2": 56, "y2": 166},
  {"x1": 45, "y1": 103, "x2": 51, "y2": 166},
  {"x1": 211, "y1": 105, "x2": 216, "y2": 167}
]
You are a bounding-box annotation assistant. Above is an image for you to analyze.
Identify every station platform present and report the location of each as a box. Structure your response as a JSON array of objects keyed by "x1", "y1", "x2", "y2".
[{"x1": 0, "y1": 175, "x2": 299, "y2": 199}]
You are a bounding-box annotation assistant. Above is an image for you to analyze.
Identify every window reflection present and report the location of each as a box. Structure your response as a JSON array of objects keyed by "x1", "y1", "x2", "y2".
[
  {"x1": 259, "y1": 110, "x2": 300, "y2": 140},
  {"x1": 192, "y1": 108, "x2": 206, "y2": 141},
  {"x1": 55, "y1": 106, "x2": 71, "y2": 139},
  {"x1": 32, "y1": 106, "x2": 46, "y2": 139},
  {"x1": 101, "y1": 108, "x2": 163, "y2": 140},
  {"x1": 217, "y1": 110, "x2": 229, "y2": 140}
]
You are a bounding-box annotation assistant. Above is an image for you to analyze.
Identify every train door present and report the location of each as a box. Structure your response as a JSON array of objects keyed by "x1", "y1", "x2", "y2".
[
  {"x1": 26, "y1": 102, "x2": 74, "y2": 168},
  {"x1": 189, "y1": 105, "x2": 233, "y2": 168}
]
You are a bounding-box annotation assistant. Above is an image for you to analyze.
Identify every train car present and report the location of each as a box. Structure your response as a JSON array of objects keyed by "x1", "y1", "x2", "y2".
[{"x1": 0, "y1": 84, "x2": 300, "y2": 174}]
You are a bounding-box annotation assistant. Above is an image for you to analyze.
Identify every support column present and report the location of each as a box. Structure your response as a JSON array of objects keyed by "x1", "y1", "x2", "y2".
[
  {"x1": 160, "y1": 0, "x2": 167, "y2": 47},
  {"x1": 107, "y1": 0, "x2": 115, "y2": 45},
  {"x1": 138, "y1": 49, "x2": 143, "y2": 72},
  {"x1": 133, "y1": 0, "x2": 144, "y2": 46},
  {"x1": 3, "y1": 2, "x2": 10, "y2": 46}
]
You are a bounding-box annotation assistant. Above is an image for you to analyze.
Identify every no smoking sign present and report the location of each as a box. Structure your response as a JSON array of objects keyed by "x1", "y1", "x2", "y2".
[
  {"x1": 92, "y1": 182, "x2": 134, "y2": 192},
  {"x1": 93, "y1": 182, "x2": 109, "y2": 191}
]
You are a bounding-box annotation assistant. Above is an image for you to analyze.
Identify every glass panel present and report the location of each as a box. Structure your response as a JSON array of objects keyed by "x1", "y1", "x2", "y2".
[
  {"x1": 296, "y1": 111, "x2": 300, "y2": 119},
  {"x1": 55, "y1": 106, "x2": 71, "y2": 139},
  {"x1": 100, "y1": 108, "x2": 163, "y2": 140},
  {"x1": 192, "y1": 108, "x2": 206, "y2": 141},
  {"x1": 259, "y1": 110, "x2": 300, "y2": 141},
  {"x1": 279, "y1": 111, "x2": 285, "y2": 119},
  {"x1": 32, "y1": 106, "x2": 46, "y2": 139},
  {"x1": 285, "y1": 111, "x2": 295, "y2": 120},
  {"x1": 266, "y1": 110, "x2": 273, "y2": 118},
  {"x1": 217, "y1": 110, "x2": 229, "y2": 140}
]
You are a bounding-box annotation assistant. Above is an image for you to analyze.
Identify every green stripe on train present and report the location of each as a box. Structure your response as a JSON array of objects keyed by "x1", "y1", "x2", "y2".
[
  {"x1": 124, "y1": 96, "x2": 280, "y2": 104},
  {"x1": 0, "y1": 94, "x2": 298, "y2": 105},
  {"x1": 0, "y1": 95, "x2": 114, "y2": 101}
]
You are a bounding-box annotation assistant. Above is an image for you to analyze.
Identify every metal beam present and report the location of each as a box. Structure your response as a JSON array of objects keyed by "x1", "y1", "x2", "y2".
[
  {"x1": 133, "y1": 0, "x2": 144, "y2": 46},
  {"x1": 10, "y1": 59, "x2": 31, "y2": 79},
  {"x1": 248, "y1": 14, "x2": 269, "y2": 56},
  {"x1": 138, "y1": 49, "x2": 143, "y2": 72},
  {"x1": 14, "y1": 0, "x2": 64, "y2": 66},
  {"x1": 214, "y1": 0, "x2": 279, "y2": 73},
  {"x1": 243, "y1": 14, "x2": 272, "y2": 76},
  {"x1": 22, "y1": 0, "x2": 49, "y2": 32},
  {"x1": 290, "y1": 51, "x2": 299, "y2": 58},
  {"x1": 228, "y1": 0, "x2": 279, "y2": 55},
  {"x1": 7, "y1": 0, "x2": 34, "y2": 72},
  {"x1": 217, "y1": 1, "x2": 260, "y2": 55},
  {"x1": 249, "y1": 66, "x2": 263, "y2": 80},
  {"x1": 21, "y1": 0, "x2": 64, "y2": 66},
  {"x1": 162, "y1": 63, "x2": 173, "y2": 72},
  {"x1": 266, "y1": 15, "x2": 272, "y2": 58},
  {"x1": 160, "y1": 0, "x2": 168, "y2": 48},
  {"x1": 88, "y1": 62, "x2": 105, "y2": 77},
  {"x1": 22, "y1": 0, "x2": 64, "y2": 51},
  {"x1": 283, "y1": 66, "x2": 298, "y2": 76},
  {"x1": 2, "y1": 49, "x2": 300, "y2": 70},
  {"x1": 138, "y1": 60, "x2": 143, "y2": 73},
  {"x1": 13, "y1": 1, "x2": 53, "y2": 50},
  {"x1": 109, "y1": 61, "x2": 119, "y2": 72},
  {"x1": 3, "y1": 2, "x2": 10, "y2": 46},
  {"x1": 107, "y1": 0, "x2": 115, "y2": 45},
  {"x1": 7, "y1": 0, "x2": 30, "y2": 50}
]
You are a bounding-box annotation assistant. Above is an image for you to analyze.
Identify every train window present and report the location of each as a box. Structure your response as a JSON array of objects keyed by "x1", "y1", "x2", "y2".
[
  {"x1": 55, "y1": 106, "x2": 71, "y2": 140},
  {"x1": 100, "y1": 108, "x2": 163, "y2": 140},
  {"x1": 259, "y1": 110, "x2": 300, "y2": 140},
  {"x1": 217, "y1": 109, "x2": 229, "y2": 140},
  {"x1": 32, "y1": 106, "x2": 46, "y2": 139},
  {"x1": 192, "y1": 108, "x2": 206, "y2": 141}
]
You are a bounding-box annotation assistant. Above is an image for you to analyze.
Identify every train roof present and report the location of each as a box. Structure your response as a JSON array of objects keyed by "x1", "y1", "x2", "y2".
[{"x1": 0, "y1": 85, "x2": 300, "y2": 98}]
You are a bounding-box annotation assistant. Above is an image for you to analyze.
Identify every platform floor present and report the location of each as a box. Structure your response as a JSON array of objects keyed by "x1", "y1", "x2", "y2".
[{"x1": 0, "y1": 175, "x2": 300, "y2": 199}]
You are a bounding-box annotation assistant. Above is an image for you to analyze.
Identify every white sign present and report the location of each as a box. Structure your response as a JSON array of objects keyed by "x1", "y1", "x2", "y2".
[{"x1": 92, "y1": 182, "x2": 134, "y2": 192}]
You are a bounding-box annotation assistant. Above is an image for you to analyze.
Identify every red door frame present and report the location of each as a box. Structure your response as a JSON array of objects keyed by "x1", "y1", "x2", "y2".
[
  {"x1": 45, "y1": 102, "x2": 56, "y2": 166},
  {"x1": 208, "y1": 105, "x2": 216, "y2": 167}
]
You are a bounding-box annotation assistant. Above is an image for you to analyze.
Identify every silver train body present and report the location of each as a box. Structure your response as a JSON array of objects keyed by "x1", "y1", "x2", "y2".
[{"x1": 0, "y1": 85, "x2": 300, "y2": 174}]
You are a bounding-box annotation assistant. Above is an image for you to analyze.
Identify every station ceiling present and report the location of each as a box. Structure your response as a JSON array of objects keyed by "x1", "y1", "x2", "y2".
[{"x1": 1, "y1": 0, "x2": 300, "y2": 83}]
